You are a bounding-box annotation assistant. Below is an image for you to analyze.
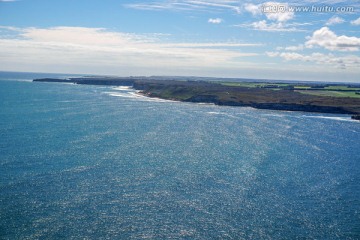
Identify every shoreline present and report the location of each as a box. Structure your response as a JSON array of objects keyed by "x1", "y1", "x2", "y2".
[
  {"x1": 33, "y1": 77, "x2": 360, "y2": 120},
  {"x1": 139, "y1": 91, "x2": 356, "y2": 115}
]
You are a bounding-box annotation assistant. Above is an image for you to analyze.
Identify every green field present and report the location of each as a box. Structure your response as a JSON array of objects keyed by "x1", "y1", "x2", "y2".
[
  {"x1": 297, "y1": 90, "x2": 360, "y2": 98},
  {"x1": 294, "y1": 86, "x2": 311, "y2": 90},
  {"x1": 324, "y1": 86, "x2": 360, "y2": 91},
  {"x1": 217, "y1": 82, "x2": 360, "y2": 98},
  {"x1": 218, "y1": 82, "x2": 289, "y2": 88}
]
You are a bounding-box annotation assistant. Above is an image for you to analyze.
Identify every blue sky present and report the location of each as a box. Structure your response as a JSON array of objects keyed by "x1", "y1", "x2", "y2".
[{"x1": 0, "y1": 0, "x2": 359, "y2": 82}]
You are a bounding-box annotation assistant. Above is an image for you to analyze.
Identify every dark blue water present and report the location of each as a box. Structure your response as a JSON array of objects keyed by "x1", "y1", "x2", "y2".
[{"x1": 1, "y1": 72, "x2": 359, "y2": 239}]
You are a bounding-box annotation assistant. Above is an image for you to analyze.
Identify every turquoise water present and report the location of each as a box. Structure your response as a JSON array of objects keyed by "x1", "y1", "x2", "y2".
[{"x1": 0, "y1": 72, "x2": 359, "y2": 239}]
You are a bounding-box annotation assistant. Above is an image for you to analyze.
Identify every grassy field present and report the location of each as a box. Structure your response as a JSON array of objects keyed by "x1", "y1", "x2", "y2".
[
  {"x1": 218, "y1": 82, "x2": 360, "y2": 99},
  {"x1": 219, "y1": 82, "x2": 289, "y2": 88},
  {"x1": 324, "y1": 86, "x2": 360, "y2": 91},
  {"x1": 294, "y1": 86, "x2": 311, "y2": 90},
  {"x1": 297, "y1": 90, "x2": 360, "y2": 98}
]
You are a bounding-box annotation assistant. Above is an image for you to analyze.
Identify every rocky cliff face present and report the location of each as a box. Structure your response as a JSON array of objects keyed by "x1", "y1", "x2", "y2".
[
  {"x1": 351, "y1": 115, "x2": 360, "y2": 120},
  {"x1": 184, "y1": 95, "x2": 355, "y2": 114},
  {"x1": 33, "y1": 77, "x2": 360, "y2": 116}
]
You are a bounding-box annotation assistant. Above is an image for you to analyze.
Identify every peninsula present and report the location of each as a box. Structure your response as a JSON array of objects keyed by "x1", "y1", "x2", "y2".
[{"x1": 33, "y1": 77, "x2": 360, "y2": 119}]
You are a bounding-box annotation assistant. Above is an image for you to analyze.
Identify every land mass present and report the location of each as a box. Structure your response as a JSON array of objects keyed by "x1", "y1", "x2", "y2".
[{"x1": 33, "y1": 77, "x2": 360, "y2": 119}]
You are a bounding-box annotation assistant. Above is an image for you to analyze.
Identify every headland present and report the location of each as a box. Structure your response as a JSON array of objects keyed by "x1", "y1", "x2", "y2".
[{"x1": 33, "y1": 76, "x2": 360, "y2": 119}]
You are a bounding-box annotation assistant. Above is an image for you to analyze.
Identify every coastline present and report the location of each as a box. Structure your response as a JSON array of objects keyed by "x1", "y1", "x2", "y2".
[
  {"x1": 140, "y1": 91, "x2": 356, "y2": 115},
  {"x1": 33, "y1": 77, "x2": 360, "y2": 119}
]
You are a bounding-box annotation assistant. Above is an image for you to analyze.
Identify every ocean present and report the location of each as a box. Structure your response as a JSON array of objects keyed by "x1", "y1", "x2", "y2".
[{"x1": 0, "y1": 72, "x2": 359, "y2": 239}]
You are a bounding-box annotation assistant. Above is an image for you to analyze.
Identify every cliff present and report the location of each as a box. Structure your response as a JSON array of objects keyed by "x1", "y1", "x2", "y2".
[{"x1": 33, "y1": 77, "x2": 360, "y2": 118}]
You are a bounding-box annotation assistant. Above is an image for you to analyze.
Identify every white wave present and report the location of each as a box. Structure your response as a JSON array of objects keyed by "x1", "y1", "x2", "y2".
[
  {"x1": 129, "y1": 92, "x2": 176, "y2": 102},
  {"x1": 304, "y1": 115, "x2": 356, "y2": 122},
  {"x1": 136, "y1": 96, "x2": 178, "y2": 103},
  {"x1": 112, "y1": 86, "x2": 132, "y2": 91},
  {"x1": 263, "y1": 113, "x2": 285, "y2": 118},
  {"x1": 105, "y1": 91, "x2": 178, "y2": 103},
  {"x1": 107, "y1": 92, "x2": 140, "y2": 98},
  {"x1": 206, "y1": 111, "x2": 239, "y2": 119},
  {"x1": 196, "y1": 102, "x2": 215, "y2": 105}
]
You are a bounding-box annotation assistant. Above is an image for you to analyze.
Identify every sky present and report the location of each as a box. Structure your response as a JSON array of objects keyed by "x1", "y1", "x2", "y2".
[{"x1": 0, "y1": 0, "x2": 359, "y2": 82}]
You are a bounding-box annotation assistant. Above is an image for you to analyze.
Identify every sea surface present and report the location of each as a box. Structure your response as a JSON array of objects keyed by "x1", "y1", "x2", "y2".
[{"x1": 0, "y1": 72, "x2": 359, "y2": 239}]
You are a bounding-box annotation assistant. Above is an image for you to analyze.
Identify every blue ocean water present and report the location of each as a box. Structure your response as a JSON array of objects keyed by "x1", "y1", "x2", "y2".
[{"x1": 0, "y1": 72, "x2": 359, "y2": 239}]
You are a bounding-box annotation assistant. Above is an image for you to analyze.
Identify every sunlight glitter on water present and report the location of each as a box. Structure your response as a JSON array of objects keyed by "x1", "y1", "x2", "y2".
[{"x1": 1, "y1": 77, "x2": 359, "y2": 239}]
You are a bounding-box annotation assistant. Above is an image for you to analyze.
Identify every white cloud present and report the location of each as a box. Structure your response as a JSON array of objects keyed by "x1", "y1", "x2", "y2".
[
  {"x1": 284, "y1": 44, "x2": 304, "y2": 51},
  {"x1": 263, "y1": 2, "x2": 294, "y2": 22},
  {"x1": 241, "y1": 2, "x2": 297, "y2": 32},
  {"x1": 166, "y1": 42, "x2": 262, "y2": 47},
  {"x1": 244, "y1": 3, "x2": 261, "y2": 16},
  {"x1": 186, "y1": 0, "x2": 241, "y2": 13},
  {"x1": 351, "y1": 17, "x2": 360, "y2": 26},
  {"x1": 20, "y1": 27, "x2": 143, "y2": 46},
  {"x1": 125, "y1": 0, "x2": 241, "y2": 13},
  {"x1": 265, "y1": 51, "x2": 279, "y2": 57},
  {"x1": 208, "y1": 18, "x2": 223, "y2": 24},
  {"x1": 326, "y1": 16, "x2": 345, "y2": 26},
  {"x1": 305, "y1": 27, "x2": 360, "y2": 51},
  {"x1": 252, "y1": 20, "x2": 267, "y2": 28},
  {"x1": 274, "y1": 43, "x2": 305, "y2": 51},
  {"x1": 279, "y1": 52, "x2": 306, "y2": 61},
  {"x1": 0, "y1": 26, "x2": 260, "y2": 75},
  {"x1": 267, "y1": 51, "x2": 360, "y2": 69},
  {"x1": 243, "y1": 2, "x2": 294, "y2": 22},
  {"x1": 239, "y1": 20, "x2": 303, "y2": 32}
]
